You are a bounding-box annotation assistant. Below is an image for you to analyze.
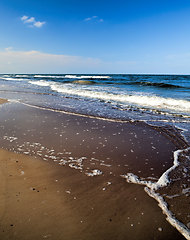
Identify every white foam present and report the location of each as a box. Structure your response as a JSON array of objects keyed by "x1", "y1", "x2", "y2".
[
  {"x1": 166, "y1": 194, "x2": 181, "y2": 199},
  {"x1": 29, "y1": 80, "x2": 52, "y2": 87},
  {"x1": 85, "y1": 169, "x2": 103, "y2": 177},
  {"x1": 0, "y1": 77, "x2": 26, "y2": 81},
  {"x1": 155, "y1": 149, "x2": 181, "y2": 190},
  {"x1": 15, "y1": 75, "x2": 28, "y2": 77},
  {"x1": 34, "y1": 74, "x2": 110, "y2": 79},
  {"x1": 65, "y1": 75, "x2": 111, "y2": 79},
  {"x1": 121, "y1": 147, "x2": 190, "y2": 240},
  {"x1": 27, "y1": 78, "x2": 190, "y2": 114},
  {"x1": 3, "y1": 136, "x2": 18, "y2": 142},
  {"x1": 34, "y1": 75, "x2": 63, "y2": 78},
  {"x1": 145, "y1": 187, "x2": 190, "y2": 240},
  {"x1": 49, "y1": 84, "x2": 190, "y2": 113},
  {"x1": 64, "y1": 75, "x2": 77, "y2": 79}
]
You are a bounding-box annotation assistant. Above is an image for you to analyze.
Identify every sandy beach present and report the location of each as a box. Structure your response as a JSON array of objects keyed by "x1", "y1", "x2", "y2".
[
  {"x1": 1, "y1": 0, "x2": 190, "y2": 238},
  {"x1": 0, "y1": 99, "x2": 188, "y2": 240}
]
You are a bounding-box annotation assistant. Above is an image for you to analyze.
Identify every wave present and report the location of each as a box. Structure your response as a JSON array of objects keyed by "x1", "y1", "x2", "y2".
[
  {"x1": 28, "y1": 80, "x2": 190, "y2": 114},
  {"x1": 34, "y1": 75, "x2": 64, "y2": 78},
  {"x1": 0, "y1": 77, "x2": 28, "y2": 81},
  {"x1": 29, "y1": 80, "x2": 52, "y2": 86},
  {"x1": 49, "y1": 85, "x2": 190, "y2": 113},
  {"x1": 34, "y1": 75, "x2": 111, "y2": 80},
  {"x1": 65, "y1": 75, "x2": 111, "y2": 79},
  {"x1": 72, "y1": 80, "x2": 95, "y2": 84},
  {"x1": 15, "y1": 75, "x2": 29, "y2": 77},
  {"x1": 2, "y1": 75, "x2": 10, "y2": 77},
  {"x1": 131, "y1": 81, "x2": 184, "y2": 89}
]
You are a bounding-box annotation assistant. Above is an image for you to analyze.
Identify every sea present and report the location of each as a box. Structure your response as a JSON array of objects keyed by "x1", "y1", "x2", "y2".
[
  {"x1": 0, "y1": 74, "x2": 190, "y2": 239},
  {"x1": 0, "y1": 74, "x2": 189, "y2": 144}
]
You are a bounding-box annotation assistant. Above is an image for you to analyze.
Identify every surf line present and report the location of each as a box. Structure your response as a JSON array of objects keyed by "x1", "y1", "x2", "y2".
[
  {"x1": 121, "y1": 147, "x2": 190, "y2": 240},
  {"x1": 9, "y1": 99, "x2": 190, "y2": 126},
  {"x1": 8, "y1": 100, "x2": 190, "y2": 238},
  {"x1": 9, "y1": 100, "x2": 135, "y2": 123}
]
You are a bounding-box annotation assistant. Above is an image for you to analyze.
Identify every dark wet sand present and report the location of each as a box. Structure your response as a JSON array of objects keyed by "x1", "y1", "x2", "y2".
[{"x1": 0, "y1": 99, "x2": 187, "y2": 240}]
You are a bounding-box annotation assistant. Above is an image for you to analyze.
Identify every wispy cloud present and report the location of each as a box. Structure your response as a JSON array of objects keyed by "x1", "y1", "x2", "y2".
[
  {"x1": 21, "y1": 15, "x2": 46, "y2": 28},
  {"x1": 5, "y1": 46, "x2": 13, "y2": 52},
  {"x1": 0, "y1": 49, "x2": 138, "y2": 74},
  {"x1": 33, "y1": 21, "x2": 46, "y2": 28},
  {"x1": 21, "y1": 16, "x2": 28, "y2": 21},
  {"x1": 0, "y1": 49, "x2": 102, "y2": 73},
  {"x1": 24, "y1": 17, "x2": 35, "y2": 23},
  {"x1": 84, "y1": 16, "x2": 97, "y2": 21},
  {"x1": 84, "y1": 16, "x2": 104, "y2": 23}
]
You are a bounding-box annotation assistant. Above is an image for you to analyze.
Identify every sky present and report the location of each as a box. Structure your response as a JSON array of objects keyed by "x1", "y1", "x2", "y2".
[{"x1": 1, "y1": 0, "x2": 190, "y2": 74}]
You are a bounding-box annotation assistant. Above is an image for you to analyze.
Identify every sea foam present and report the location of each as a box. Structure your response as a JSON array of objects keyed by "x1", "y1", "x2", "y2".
[
  {"x1": 121, "y1": 147, "x2": 190, "y2": 240},
  {"x1": 49, "y1": 84, "x2": 190, "y2": 113},
  {"x1": 28, "y1": 79, "x2": 190, "y2": 114},
  {"x1": 65, "y1": 75, "x2": 111, "y2": 79}
]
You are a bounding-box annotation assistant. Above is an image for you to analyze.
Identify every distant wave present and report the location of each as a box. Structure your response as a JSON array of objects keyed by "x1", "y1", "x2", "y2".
[
  {"x1": 72, "y1": 80, "x2": 95, "y2": 84},
  {"x1": 15, "y1": 75, "x2": 29, "y2": 77},
  {"x1": 29, "y1": 80, "x2": 52, "y2": 86},
  {"x1": 34, "y1": 75, "x2": 64, "y2": 78},
  {"x1": 0, "y1": 77, "x2": 28, "y2": 81},
  {"x1": 65, "y1": 75, "x2": 111, "y2": 79},
  {"x1": 34, "y1": 75, "x2": 111, "y2": 80},
  {"x1": 131, "y1": 81, "x2": 184, "y2": 89}
]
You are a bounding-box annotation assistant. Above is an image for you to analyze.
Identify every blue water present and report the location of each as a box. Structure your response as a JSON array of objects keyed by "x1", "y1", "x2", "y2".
[{"x1": 0, "y1": 74, "x2": 190, "y2": 144}]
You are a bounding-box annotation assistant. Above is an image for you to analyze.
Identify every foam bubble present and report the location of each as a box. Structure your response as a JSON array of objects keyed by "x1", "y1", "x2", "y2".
[{"x1": 85, "y1": 169, "x2": 103, "y2": 177}]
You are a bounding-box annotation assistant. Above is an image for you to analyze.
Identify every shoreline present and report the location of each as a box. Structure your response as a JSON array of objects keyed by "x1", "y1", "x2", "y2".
[{"x1": 0, "y1": 98, "x2": 189, "y2": 239}]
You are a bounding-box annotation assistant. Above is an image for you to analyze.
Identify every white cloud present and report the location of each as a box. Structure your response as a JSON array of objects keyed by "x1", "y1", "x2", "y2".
[
  {"x1": 21, "y1": 15, "x2": 46, "y2": 28},
  {"x1": 33, "y1": 21, "x2": 46, "y2": 28},
  {"x1": 84, "y1": 16, "x2": 103, "y2": 23},
  {"x1": 84, "y1": 16, "x2": 97, "y2": 21},
  {"x1": 0, "y1": 49, "x2": 139, "y2": 74},
  {"x1": 25, "y1": 17, "x2": 35, "y2": 23},
  {"x1": 21, "y1": 15, "x2": 28, "y2": 21},
  {"x1": 0, "y1": 49, "x2": 102, "y2": 73}
]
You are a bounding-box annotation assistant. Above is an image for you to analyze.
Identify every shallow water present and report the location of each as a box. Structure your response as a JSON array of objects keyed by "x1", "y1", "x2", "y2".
[{"x1": 0, "y1": 74, "x2": 190, "y2": 144}]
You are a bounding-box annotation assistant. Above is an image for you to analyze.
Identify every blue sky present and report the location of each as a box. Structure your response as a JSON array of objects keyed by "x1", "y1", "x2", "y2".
[{"x1": 1, "y1": 0, "x2": 190, "y2": 73}]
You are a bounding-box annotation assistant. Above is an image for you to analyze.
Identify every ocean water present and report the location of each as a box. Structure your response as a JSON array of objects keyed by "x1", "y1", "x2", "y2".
[
  {"x1": 0, "y1": 74, "x2": 189, "y2": 144},
  {"x1": 0, "y1": 74, "x2": 190, "y2": 239}
]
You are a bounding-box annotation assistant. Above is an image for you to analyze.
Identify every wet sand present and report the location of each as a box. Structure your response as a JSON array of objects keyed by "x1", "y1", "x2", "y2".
[
  {"x1": 0, "y1": 99, "x2": 187, "y2": 239},
  {"x1": 0, "y1": 98, "x2": 8, "y2": 104},
  {"x1": 0, "y1": 149, "x2": 185, "y2": 240}
]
